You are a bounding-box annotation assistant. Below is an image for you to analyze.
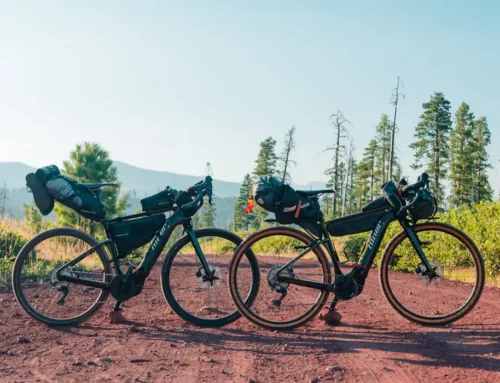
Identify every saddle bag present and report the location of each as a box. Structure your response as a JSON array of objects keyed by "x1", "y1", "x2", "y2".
[
  {"x1": 45, "y1": 176, "x2": 106, "y2": 221},
  {"x1": 253, "y1": 176, "x2": 322, "y2": 224}
]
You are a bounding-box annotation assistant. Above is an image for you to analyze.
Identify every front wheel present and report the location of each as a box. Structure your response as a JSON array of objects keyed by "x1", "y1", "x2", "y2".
[
  {"x1": 380, "y1": 222, "x2": 485, "y2": 325},
  {"x1": 161, "y1": 228, "x2": 259, "y2": 327}
]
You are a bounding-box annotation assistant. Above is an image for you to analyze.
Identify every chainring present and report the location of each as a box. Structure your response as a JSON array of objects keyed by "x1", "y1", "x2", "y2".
[{"x1": 109, "y1": 275, "x2": 141, "y2": 301}]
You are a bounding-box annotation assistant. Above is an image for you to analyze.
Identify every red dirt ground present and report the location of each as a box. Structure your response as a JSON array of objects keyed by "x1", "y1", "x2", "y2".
[{"x1": 1, "y1": 262, "x2": 499, "y2": 383}]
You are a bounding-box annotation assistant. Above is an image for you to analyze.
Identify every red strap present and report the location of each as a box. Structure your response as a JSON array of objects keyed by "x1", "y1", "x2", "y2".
[
  {"x1": 294, "y1": 200, "x2": 302, "y2": 218},
  {"x1": 348, "y1": 263, "x2": 368, "y2": 271}
]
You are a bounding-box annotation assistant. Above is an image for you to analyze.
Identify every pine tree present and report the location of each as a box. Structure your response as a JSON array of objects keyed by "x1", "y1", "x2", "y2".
[
  {"x1": 375, "y1": 114, "x2": 392, "y2": 187},
  {"x1": 324, "y1": 111, "x2": 350, "y2": 216},
  {"x1": 277, "y1": 126, "x2": 297, "y2": 183},
  {"x1": 357, "y1": 140, "x2": 378, "y2": 202},
  {"x1": 341, "y1": 142, "x2": 356, "y2": 216},
  {"x1": 233, "y1": 174, "x2": 253, "y2": 231},
  {"x1": 0, "y1": 183, "x2": 8, "y2": 219},
  {"x1": 346, "y1": 157, "x2": 358, "y2": 214},
  {"x1": 409, "y1": 92, "x2": 452, "y2": 206},
  {"x1": 55, "y1": 142, "x2": 129, "y2": 236},
  {"x1": 200, "y1": 162, "x2": 217, "y2": 228},
  {"x1": 471, "y1": 117, "x2": 493, "y2": 202},
  {"x1": 23, "y1": 203, "x2": 43, "y2": 234},
  {"x1": 253, "y1": 137, "x2": 278, "y2": 178},
  {"x1": 253, "y1": 137, "x2": 278, "y2": 228},
  {"x1": 449, "y1": 103, "x2": 476, "y2": 207}
]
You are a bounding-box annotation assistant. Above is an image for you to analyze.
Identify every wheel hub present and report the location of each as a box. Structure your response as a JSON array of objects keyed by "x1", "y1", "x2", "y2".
[
  {"x1": 417, "y1": 262, "x2": 443, "y2": 285},
  {"x1": 198, "y1": 265, "x2": 222, "y2": 290},
  {"x1": 267, "y1": 265, "x2": 294, "y2": 290}
]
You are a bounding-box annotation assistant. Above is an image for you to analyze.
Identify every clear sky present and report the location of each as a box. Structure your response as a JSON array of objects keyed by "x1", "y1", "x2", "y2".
[{"x1": 1, "y1": 1, "x2": 499, "y2": 194}]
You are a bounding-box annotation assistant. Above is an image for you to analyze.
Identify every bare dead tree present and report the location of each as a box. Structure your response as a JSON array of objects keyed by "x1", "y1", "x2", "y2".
[
  {"x1": 389, "y1": 76, "x2": 404, "y2": 180},
  {"x1": 341, "y1": 139, "x2": 355, "y2": 216},
  {"x1": 278, "y1": 126, "x2": 297, "y2": 184},
  {"x1": 0, "y1": 183, "x2": 9, "y2": 219},
  {"x1": 324, "y1": 111, "x2": 351, "y2": 217}
]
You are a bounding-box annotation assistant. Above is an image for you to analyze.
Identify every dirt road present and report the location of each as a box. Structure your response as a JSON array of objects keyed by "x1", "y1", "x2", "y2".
[{"x1": 1, "y1": 264, "x2": 499, "y2": 383}]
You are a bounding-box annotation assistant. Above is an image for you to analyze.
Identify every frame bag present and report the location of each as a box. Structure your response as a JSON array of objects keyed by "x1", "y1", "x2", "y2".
[
  {"x1": 327, "y1": 208, "x2": 388, "y2": 237},
  {"x1": 109, "y1": 214, "x2": 166, "y2": 259}
]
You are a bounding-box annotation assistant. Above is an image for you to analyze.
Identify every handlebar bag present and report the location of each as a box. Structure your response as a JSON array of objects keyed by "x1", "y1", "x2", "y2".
[
  {"x1": 327, "y1": 208, "x2": 389, "y2": 237},
  {"x1": 405, "y1": 189, "x2": 437, "y2": 220},
  {"x1": 109, "y1": 214, "x2": 166, "y2": 259},
  {"x1": 141, "y1": 190, "x2": 174, "y2": 212},
  {"x1": 45, "y1": 176, "x2": 105, "y2": 221}
]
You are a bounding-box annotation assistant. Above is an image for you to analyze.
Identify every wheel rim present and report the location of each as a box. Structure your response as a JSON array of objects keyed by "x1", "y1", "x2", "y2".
[
  {"x1": 232, "y1": 229, "x2": 329, "y2": 327},
  {"x1": 165, "y1": 232, "x2": 250, "y2": 322},
  {"x1": 383, "y1": 225, "x2": 483, "y2": 321},
  {"x1": 16, "y1": 233, "x2": 108, "y2": 322}
]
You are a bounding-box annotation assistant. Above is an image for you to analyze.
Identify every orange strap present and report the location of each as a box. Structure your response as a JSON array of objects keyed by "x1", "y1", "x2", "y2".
[{"x1": 294, "y1": 200, "x2": 302, "y2": 218}]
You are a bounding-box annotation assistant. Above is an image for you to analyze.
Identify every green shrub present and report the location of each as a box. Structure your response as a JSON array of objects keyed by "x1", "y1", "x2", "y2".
[
  {"x1": 0, "y1": 223, "x2": 29, "y2": 288},
  {"x1": 341, "y1": 201, "x2": 500, "y2": 279}
]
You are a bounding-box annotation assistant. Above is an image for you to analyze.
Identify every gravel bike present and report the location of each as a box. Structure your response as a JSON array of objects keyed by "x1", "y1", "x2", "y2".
[
  {"x1": 228, "y1": 173, "x2": 485, "y2": 330},
  {"x1": 13, "y1": 170, "x2": 258, "y2": 327}
]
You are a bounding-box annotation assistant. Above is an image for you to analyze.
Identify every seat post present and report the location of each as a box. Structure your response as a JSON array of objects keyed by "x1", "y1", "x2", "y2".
[{"x1": 94, "y1": 190, "x2": 107, "y2": 220}]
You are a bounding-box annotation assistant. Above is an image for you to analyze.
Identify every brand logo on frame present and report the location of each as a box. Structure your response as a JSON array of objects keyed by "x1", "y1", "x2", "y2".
[
  {"x1": 151, "y1": 224, "x2": 168, "y2": 251},
  {"x1": 368, "y1": 222, "x2": 382, "y2": 250}
]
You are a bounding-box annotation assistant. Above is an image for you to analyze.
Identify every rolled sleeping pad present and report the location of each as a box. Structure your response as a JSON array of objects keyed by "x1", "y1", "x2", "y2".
[
  {"x1": 26, "y1": 173, "x2": 55, "y2": 215},
  {"x1": 35, "y1": 165, "x2": 60, "y2": 184}
]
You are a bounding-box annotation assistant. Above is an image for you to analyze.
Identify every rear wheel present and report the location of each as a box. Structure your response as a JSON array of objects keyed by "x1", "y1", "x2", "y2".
[
  {"x1": 229, "y1": 227, "x2": 331, "y2": 330},
  {"x1": 380, "y1": 222, "x2": 484, "y2": 325},
  {"x1": 12, "y1": 228, "x2": 111, "y2": 326},
  {"x1": 161, "y1": 228, "x2": 259, "y2": 327}
]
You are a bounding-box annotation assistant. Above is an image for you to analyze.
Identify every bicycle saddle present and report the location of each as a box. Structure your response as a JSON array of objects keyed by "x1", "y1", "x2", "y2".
[{"x1": 296, "y1": 189, "x2": 335, "y2": 198}]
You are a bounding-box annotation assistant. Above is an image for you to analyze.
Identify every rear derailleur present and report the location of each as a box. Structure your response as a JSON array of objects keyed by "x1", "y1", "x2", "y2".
[{"x1": 268, "y1": 265, "x2": 294, "y2": 308}]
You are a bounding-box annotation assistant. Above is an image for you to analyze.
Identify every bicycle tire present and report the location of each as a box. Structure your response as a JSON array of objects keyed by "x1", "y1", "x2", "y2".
[
  {"x1": 12, "y1": 227, "x2": 111, "y2": 326},
  {"x1": 229, "y1": 226, "x2": 331, "y2": 330},
  {"x1": 161, "y1": 228, "x2": 259, "y2": 327},
  {"x1": 379, "y1": 222, "x2": 485, "y2": 326}
]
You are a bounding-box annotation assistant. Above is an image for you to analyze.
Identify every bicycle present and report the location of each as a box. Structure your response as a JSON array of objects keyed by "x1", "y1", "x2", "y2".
[
  {"x1": 228, "y1": 173, "x2": 485, "y2": 330},
  {"x1": 13, "y1": 168, "x2": 259, "y2": 327}
]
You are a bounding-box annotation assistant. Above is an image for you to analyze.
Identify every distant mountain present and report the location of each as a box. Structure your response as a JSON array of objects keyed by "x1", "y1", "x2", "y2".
[
  {"x1": 0, "y1": 161, "x2": 326, "y2": 197},
  {"x1": 113, "y1": 161, "x2": 241, "y2": 198},
  {"x1": 0, "y1": 162, "x2": 36, "y2": 189},
  {"x1": 0, "y1": 161, "x2": 327, "y2": 226}
]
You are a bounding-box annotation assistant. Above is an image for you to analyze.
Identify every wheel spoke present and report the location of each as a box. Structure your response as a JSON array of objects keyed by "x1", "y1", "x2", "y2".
[
  {"x1": 382, "y1": 224, "x2": 483, "y2": 324},
  {"x1": 13, "y1": 230, "x2": 109, "y2": 325}
]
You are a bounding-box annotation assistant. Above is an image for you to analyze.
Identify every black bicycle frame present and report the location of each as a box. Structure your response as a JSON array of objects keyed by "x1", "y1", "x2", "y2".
[
  {"x1": 277, "y1": 210, "x2": 434, "y2": 291},
  {"x1": 57, "y1": 209, "x2": 212, "y2": 290}
]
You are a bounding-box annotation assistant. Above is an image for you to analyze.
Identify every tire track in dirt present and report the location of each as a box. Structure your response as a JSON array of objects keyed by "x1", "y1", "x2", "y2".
[{"x1": 2, "y1": 265, "x2": 500, "y2": 382}]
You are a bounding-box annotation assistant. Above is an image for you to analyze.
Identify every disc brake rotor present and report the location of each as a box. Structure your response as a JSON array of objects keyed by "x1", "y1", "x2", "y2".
[
  {"x1": 417, "y1": 261, "x2": 443, "y2": 286},
  {"x1": 199, "y1": 265, "x2": 222, "y2": 290}
]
